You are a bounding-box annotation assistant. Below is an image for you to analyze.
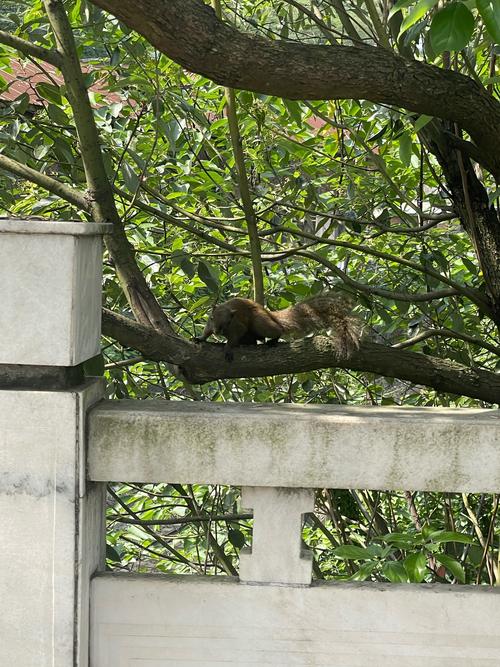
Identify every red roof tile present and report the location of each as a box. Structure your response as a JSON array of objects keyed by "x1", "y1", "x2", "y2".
[{"x1": 0, "y1": 59, "x2": 123, "y2": 105}]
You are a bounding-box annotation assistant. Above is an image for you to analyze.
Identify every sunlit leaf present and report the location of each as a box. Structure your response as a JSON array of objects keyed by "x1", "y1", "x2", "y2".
[
  {"x1": 382, "y1": 561, "x2": 408, "y2": 583},
  {"x1": 476, "y1": 0, "x2": 500, "y2": 44},
  {"x1": 435, "y1": 553, "x2": 466, "y2": 582},
  {"x1": 400, "y1": 0, "x2": 438, "y2": 34},
  {"x1": 404, "y1": 552, "x2": 427, "y2": 582},
  {"x1": 333, "y1": 545, "x2": 375, "y2": 560}
]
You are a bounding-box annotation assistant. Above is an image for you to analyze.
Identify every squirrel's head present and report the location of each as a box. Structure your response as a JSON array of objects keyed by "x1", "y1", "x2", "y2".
[{"x1": 211, "y1": 302, "x2": 236, "y2": 334}]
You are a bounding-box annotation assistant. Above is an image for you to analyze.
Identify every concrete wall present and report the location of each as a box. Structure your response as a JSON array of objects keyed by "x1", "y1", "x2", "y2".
[
  {"x1": 0, "y1": 220, "x2": 109, "y2": 366},
  {"x1": 91, "y1": 575, "x2": 500, "y2": 666},
  {"x1": 0, "y1": 382, "x2": 104, "y2": 667}
]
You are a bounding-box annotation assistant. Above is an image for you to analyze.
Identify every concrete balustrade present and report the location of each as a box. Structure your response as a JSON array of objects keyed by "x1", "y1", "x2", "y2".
[
  {"x1": 88, "y1": 401, "x2": 500, "y2": 492},
  {"x1": 87, "y1": 401, "x2": 500, "y2": 665}
]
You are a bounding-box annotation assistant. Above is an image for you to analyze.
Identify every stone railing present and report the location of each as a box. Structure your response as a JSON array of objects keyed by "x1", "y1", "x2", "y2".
[{"x1": 1, "y1": 220, "x2": 499, "y2": 667}]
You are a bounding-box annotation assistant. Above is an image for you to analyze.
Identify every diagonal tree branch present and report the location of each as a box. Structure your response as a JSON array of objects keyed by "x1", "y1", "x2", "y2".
[
  {"x1": 102, "y1": 309, "x2": 500, "y2": 403},
  {"x1": 89, "y1": 0, "x2": 500, "y2": 180},
  {"x1": 0, "y1": 29, "x2": 63, "y2": 67},
  {"x1": 0, "y1": 153, "x2": 87, "y2": 209},
  {"x1": 41, "y1": 0, "x2": 174, "y2": 335}
]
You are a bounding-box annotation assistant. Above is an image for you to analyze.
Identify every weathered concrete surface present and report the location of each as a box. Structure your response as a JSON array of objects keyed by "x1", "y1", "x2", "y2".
[
  {"x1": 0, "y1": 219, "x2": 111, "y2": 366},
  {"x1": 0, "y1": 380, "x2": 104, "y2": 667},
  {"x1": 88, "y1": 403, "x2": 500, "y2": 492},
  {"x1": 91, "y1": 573, "x2": 500, "y2": 666}
]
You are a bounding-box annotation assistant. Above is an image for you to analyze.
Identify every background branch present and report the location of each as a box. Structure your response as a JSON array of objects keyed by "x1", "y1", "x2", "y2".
[{"x1": 88, "y1": 0, "x2": 500, "y2": 180}]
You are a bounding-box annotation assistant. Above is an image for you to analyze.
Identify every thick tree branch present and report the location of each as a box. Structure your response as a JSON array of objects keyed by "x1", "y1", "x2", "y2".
[
  {"x1": 102, "y1": 309, "x2": 500, "y2": 403},
  {"x1": 89, "y1": 0, "x2": 500, "y2": 180},
  {"x1": 420, "y1": 120, "x2": 500, "y2": 325}
]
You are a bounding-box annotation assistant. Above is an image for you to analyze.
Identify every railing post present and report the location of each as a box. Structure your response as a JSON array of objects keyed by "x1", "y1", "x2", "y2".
[
  {"x1": 0, "y1": 220, "x2": 111, "y2": 667},
  {"x1": 240, "y1": 486, "x2": 315, "y2": 585}
]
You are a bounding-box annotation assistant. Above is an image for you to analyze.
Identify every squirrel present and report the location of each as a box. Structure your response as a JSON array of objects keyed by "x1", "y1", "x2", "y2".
[{"x1": 194, "y1": 293, "x2": 361, "y2": 361}]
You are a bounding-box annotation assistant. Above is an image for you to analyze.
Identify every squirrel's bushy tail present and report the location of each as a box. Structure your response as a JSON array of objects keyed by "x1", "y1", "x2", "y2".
[{"x1": 274, "y1": 293, "x2": 362, "y2": 358}]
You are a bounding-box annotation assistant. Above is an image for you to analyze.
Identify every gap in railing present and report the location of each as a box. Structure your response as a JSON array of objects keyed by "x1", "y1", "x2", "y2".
[
  {"x1": 304, "y1": 489, "x2": 499, "y2": 585},
  {"x1": 106, "y1": 483, "x2": 247, "y2": 577},
  {"x1": 106, "y1": 483, "x2": 499, "y2": 585}
]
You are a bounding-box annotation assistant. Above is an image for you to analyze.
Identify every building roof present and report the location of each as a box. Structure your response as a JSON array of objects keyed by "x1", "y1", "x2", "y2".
[{"x1": 0, "y1": 58, "x2": 123, "y2": 105}]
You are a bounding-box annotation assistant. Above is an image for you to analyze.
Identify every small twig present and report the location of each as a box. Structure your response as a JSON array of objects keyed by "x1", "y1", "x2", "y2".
[
  {"x1": 109, "y1": 512, "x2": 253, "y2": 526},
  {"x1": 393, "y1": 328, "x2": 500, "y2": 357}
]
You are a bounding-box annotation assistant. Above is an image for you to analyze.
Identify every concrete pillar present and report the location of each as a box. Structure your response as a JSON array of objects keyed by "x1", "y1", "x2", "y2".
[
  {"x1": 0, "y1": 220, "x2": 111, "y2": 667},
  {"x1": 240, "y1": 486, "x2": 315, "y2": 584}
]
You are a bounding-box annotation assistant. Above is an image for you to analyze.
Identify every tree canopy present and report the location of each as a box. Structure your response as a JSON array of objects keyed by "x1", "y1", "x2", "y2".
[{"x1": 0, "y1": 0, "x2": 499, "y2": 407}]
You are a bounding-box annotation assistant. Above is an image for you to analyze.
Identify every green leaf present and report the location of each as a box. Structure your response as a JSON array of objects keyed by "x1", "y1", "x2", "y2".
[
  {"x1": 379, "y1": 532, "x2": 418, "y2": 547},
  {"x1": 414, "y1": 114, "x2": 433, "y2": 132},
  {"x1": 283, "y1": 99, "x2": 302, "y2": 125},
  {"x1": 53, "y1": 137, "x2": 74, "y2": 164},
  {"x1": 421, "y1": 523, "x2": 435, "y2": 540},
  {"x1": 398, "y1": 133, "x2": 413, "y2": 166},
  {"x1": 465, "y1": 544, "x2": 484, "y2": 566},
  {"x1": 462, "y1": 257, "x2": 477, "y2": 274},
  {"x1": 390, "y1": 0, "x2": 422, "y2": 17},
  {"x1": 172, "y1": 250, "x2": 195, "y2": 278},
  {"x1": 33, "y1": 143, "x2": 52, "y2": 160},
  {"x1": 122, "y1": 162, "x2": 140, "y2": 193},
  {"x1": 47, "y1": 104, "x2": 69, "y2": 127},
  {"x1": 476, "y1": 0, "x2": 500, "y2": 44},
  {"x1": 110, "y1": 47, "x2": 121, "y2": 66},
  {"x1": 36, "y1": 82, "x2": 62, "y2": 105},
  {"x1": 106, "y1": 544, "x2": 121, "y2": 563},
  {"x1": 11, "y1": 93, "x2": 30, "y2": 115},
  {"x1": 333, "y1": 545, "x2": 375, "y2": 560},
  {"x1": 198, "y1": 261, "x2": 219, "y2": 293},
  {"x1": 404, "y1": 552, "x2": 427, "y2": 582},
  {"x1": 427, "y1": 530, "x2": 475, "y2": 544},
  {"x1": 346, "y1": 562, "x2": 377, "y2": 581},
  {"x1": 430, "y1": 3, "x2": 475, "y2": 53},
  {"x1": 228, "y1": 529, "x2": 245, "y2": 549},
  {"x1": 382, "y1": 561, "x2": 408, "y2": 583},
  {"x1": 435, "y1": 553, "x2": 466, "y2": 582},
  {"x1": 400, "y1": 0, "x2": 438, "y2": 34}
]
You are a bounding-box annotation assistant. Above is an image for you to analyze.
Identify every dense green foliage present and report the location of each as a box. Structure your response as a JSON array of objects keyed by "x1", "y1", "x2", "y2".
[{"x1": 0, "y1": 0, "x2": 498, "y2": 584}]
